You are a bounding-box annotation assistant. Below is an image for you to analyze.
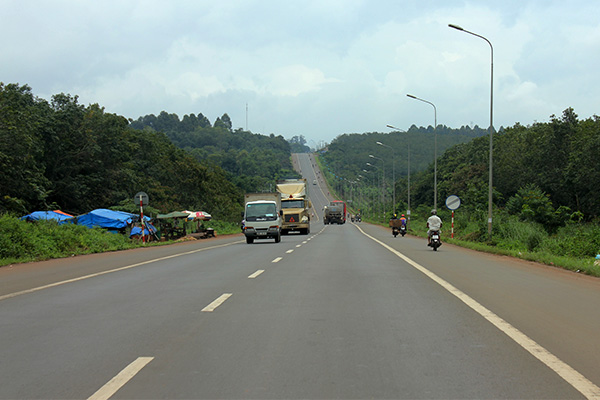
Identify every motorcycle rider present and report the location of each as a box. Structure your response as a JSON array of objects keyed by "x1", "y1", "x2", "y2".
[
  {"x1": 399, "y1": 214, "x2": 407, "y2": 228},
  {"x1": 427, "y1": 209, "x2": 442, "y2": 246}
]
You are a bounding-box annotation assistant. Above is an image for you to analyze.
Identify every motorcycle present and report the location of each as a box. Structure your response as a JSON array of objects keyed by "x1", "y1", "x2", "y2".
[
  {"x1": 399, "y1": 225, "x2": 407, "y2": 237},
  {"x1": 429, "y1": 230, "x2": 442, "y2": 251},
  {"x1": 392, "y1": 226, "x2": 399, "y2": 237}
]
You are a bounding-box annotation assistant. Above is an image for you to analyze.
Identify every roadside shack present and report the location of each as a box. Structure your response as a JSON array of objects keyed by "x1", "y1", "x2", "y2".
[
  {"x1": 183, "y1": 211, "x2": 215, "y2": 239},
  {"x1": 155, "y1": 211, "x2": 190, "y2": 240}
]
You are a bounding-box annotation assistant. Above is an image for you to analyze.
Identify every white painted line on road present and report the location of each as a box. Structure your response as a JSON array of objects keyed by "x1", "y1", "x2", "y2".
[
  {"x1": 353, "y1": 224, "x2": 600, "y2": 400},
  {"x1": 88, "y1": 357, "x2": 153, "y2": 400},
  {"x1": 272, "y1": 257, "x2": 283, "y2": 263},
  {"x1": 295, "y1": 244, "x2": 302, "y2": 248},
  {"x1": 202, "y1": 293, "x2": 232, "y2": 312},
  {"x1": 286, "y1": 250, "x2": 294, "y2": 254},
  {"x1": 248, "y1": 270, "x2": 265, "y2": 279},
  {"x1": 0, "y1": 241, "x2": 244, "y2": 303},
  {"x1": 302, "y1": 241, "x2": 308, "y2": 244}
]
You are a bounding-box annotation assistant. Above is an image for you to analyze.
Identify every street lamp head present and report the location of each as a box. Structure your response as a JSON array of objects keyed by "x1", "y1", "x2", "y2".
[
  {"x1": 376, "y1": 141, "x2": 383, "y2": 146},
  {"x1": 406, "y1": 94, "x2": 417, "y2": 99},
  {"x1": 448, "y1": 23, "x2": 464, "y2": 31},
  {"x1": 366, "y1": 162, "x2": 373, "y2": 166},
  {"x1": 369, "y1": 154, "x2": 375, "y2": 158}
]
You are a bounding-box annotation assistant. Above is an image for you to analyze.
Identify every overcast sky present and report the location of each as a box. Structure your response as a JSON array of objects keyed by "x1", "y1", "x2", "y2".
[{"x1": 2, "y1": 0, "x2": 599, "y2": 147}]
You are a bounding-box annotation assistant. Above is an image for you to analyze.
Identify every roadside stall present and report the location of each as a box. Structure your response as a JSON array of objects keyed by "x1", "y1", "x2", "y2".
[
  {"x1": 184, "y1": 211, "x2": 215, "y2": 239},
  {"x1": 20, "y1": 210, "x2": 74, "y2": 224},
  {"x1": 155, "y1": 211, "x2": 190, "y2": 241}
]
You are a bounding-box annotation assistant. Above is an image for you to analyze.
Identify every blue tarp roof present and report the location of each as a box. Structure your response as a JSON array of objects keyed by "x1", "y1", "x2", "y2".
[
  {"x1": 20, "y1": 211, "x2": 74, "y2": 223},
  {"x1": 75, "y1": 209, "x2": 137, "y2": 230},
  {"x1": 130, "y1": 223, "x2": 157, "y2": 237}
]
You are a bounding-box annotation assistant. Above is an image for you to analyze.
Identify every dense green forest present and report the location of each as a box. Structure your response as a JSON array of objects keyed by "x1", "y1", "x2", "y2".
[
  {"x1": 0, "y1": 83, "x2": 243, "y2": 220},
  {"x1": 130, "y1": 112, "x2": 300, "y2": 193},
  {"x1": 322, "y1": 107, "x2": 600, "y2": 229},
  {"x1": 321, "y1": 124, "x2": 490, "y2": 182}
]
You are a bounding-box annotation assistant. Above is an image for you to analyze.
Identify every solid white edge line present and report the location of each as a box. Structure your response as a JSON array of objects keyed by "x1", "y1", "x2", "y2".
[
  {"x1": 0, "y1": 241, "x2": 244, "y2": 303},
  {"x1": 248, "y1": 270, "x2": 265, "y2": 279},
  {"x1": 272, "y1": 257, "x2": 283, "y2": 263},
  {"x1": 201, "y1": 293, "x2": 232, "y2": 312},
  {"x1": 88, "y1": 357, "x2": 154, "y2": 400},
  {"x1": 353, "y1": 223, "x2": 600, "y2": 400}
]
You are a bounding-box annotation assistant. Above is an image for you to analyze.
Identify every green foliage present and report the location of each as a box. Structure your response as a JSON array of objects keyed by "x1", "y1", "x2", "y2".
[
  {"x1": 130, "y1": 113, "x2": 298, "y2": 194},
  {"x1": 0, "y1": 214, "x2": 135, "y2": 265},
  {"x1": 0, "y1": 84, "x2": 244, "y2": 222},
  {"x1": 541, "y1": 222, "x2": 600, "y2": 258},
  {"x1": 506, "y1": 184, "x2": 570, "y2": 232},
  {"x1": 319, "y1": 107, "x2": 600, "y2": 227},
  {"x1": 288, "y1": 135, "x2": 311, "y2": 153}
]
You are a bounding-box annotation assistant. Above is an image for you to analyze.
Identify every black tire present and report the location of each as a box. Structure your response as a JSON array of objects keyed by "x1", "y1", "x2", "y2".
[
  {"x1": 246, "y1": 236, "x2": 254, "y2": 244},
  {"x1": 274, "y1": 233, "x2": 281, "y2": 243}
]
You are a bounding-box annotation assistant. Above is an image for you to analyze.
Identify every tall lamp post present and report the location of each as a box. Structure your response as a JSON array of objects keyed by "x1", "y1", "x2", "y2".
[
  {"x1": 366, "y1": 163, "x2": 381, "y2": 218},
  {"x1": 376, "y1": 141, "x2": 395, "y2": 214},
  {"x1": 449, "y1": 23, "x2": 494, "y2": 237},
  {"x1": 363, "y1": 168, "x2": 376, "y2": 218},
  {"x1": 406, "y1": 94, "x2": 437, "y2": 210},
  {"x1": 368, "y1": 154, "x2": 385, "y2": 219},
  {"x1": 386, "y1": 125, "x2": 410, "y2": 227}
]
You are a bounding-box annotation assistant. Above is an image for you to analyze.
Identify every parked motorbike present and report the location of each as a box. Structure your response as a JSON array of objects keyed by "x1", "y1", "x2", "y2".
[{"x1": 429, "y1": 230, "x2": 442, "y2": 251}]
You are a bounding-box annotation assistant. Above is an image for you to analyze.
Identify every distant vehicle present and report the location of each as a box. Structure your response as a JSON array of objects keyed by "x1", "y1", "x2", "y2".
[
  {"x1": 276, "y1": 179, "x2": 311, "y2": 235},
  {"x1": 242, "y1": 193, "x2": 282, "y2": 244},
  {"x1": 313, "y1": 180, "x2": 317, "y2": 185},
  {"x1": 323, "y1": 200, "x2": 346, "y2": 224}
]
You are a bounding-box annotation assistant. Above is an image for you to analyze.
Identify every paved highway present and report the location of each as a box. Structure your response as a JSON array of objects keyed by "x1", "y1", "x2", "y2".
[{"x1": 0, "y1": 153, "x2": 599, "y2": 399}]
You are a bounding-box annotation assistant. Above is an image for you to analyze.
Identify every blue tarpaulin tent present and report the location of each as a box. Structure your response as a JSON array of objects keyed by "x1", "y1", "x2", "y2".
[
  {"x1": 20, "y1": 211, "x2": 74, "y2": 223},
  {"x1": 129, "y1": 224, "x2": 157, "y2": 237},
  {"x1": 75, "y1": 209, "x2": 136, "y2": 230}
]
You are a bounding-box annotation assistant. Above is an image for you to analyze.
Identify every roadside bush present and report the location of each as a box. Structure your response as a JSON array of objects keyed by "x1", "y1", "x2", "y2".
[
  {"x1": 0, "y1": 214, "x2": 134, "y2": 266},
  {"x1": 541, "y1": 222, "x2": 600, "y2": 257},
  {"x1": 494, "y1": 214, "x2": 547, "y2": 252}
]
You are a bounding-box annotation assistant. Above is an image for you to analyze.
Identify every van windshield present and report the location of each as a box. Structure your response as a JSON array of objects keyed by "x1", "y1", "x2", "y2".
[{"x1": 246, "y1": 203, "x2": 277, "y2": 221}]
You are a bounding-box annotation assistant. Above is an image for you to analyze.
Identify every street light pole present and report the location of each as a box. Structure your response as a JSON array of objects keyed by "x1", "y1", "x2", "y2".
[
  {"x1": 363, "y1": 168, "x2": 376, "y2": 218},
  {"x1": 369, "y1": 154, "x2": 385, "y2": 219},
  {"x1": 386, "y1": 125, "x2": 410, "y2": 228},
  {"x1": 406, "y1": 94, "x2": 437, "y2": 210},
  {"x1": 449, "y1": 23, "x2": 494, "y2": 237},
  {"x1": 376, "y1": 141, "x2": 395, "y2": 214}
]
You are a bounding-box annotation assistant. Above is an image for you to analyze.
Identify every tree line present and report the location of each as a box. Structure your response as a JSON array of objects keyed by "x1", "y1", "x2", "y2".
[
  {"x1": 322, "y1": 107, "x2": 600, "y2": 230},
  {"x1": 0, "y1": 83, "x2": 244, "y2": 221},
  {"x1": 130, "y1": 111, "x2": 300, "y2": 194}
]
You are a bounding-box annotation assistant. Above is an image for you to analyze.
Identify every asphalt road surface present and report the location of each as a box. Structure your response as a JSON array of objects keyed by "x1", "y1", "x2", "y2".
[{"x1": 1, "y1": 153, "x2": 599, "y2": 399}]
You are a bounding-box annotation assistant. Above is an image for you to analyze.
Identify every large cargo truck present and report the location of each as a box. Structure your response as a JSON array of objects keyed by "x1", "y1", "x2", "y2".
[
  {"x1": 276, "y1": 179, "x2": 311, "y2": 235},
  {"x1": 242, "y1": 193, "x2": 282, "y2": 244},
  {"x1": 323, "y1": 200, "x2": 346, "y2": 224}
]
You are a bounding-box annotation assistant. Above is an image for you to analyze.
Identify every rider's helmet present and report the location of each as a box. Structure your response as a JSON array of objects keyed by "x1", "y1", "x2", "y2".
[
  {"x1": 431, "y1": 209, "x2": 437, "y2": 215},
  {"x1": 401, "y1": 214, "x2": 405, "y2": 217}
]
